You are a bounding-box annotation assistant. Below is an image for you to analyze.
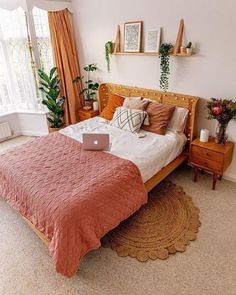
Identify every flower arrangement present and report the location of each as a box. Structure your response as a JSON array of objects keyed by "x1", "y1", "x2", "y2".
[{"x1": 207, "y1": 98, "x2": 236, "y2": 144}]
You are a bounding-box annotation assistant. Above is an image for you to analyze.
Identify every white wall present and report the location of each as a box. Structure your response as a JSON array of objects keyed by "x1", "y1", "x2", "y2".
[
  {"x1": 0, "y1": 112, "x2": 48, "y2": 137},
  {"x1": 72, "y1": 0, "x2": 236, "y2": 182}
]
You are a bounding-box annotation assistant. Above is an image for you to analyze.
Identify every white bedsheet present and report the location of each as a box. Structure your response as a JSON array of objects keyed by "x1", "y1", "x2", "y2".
[{"x1": 60, "y1": 117, "x2": 187, "y2": 183}]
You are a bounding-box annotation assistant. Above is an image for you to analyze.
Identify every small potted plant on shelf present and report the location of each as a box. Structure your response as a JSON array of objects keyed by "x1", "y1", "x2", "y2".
[
  {"x1": 105, "y1": 41, "x2": 114, "y2": 73},
  {"x1": 73, "y1": 63, "x2": 99, "y2": 109},
  {"x1": 186, "y1": 42, "x2": 193, "y2": 54},
  {"x1": 207, "y1": 98, "x2": 236, "y2": 144},
  {"x1": 38, "y1": 67, "x2": 66, "y2": 133},
  {"x1": 159, "y1": 43, "x2": 173, "y2": 92}
]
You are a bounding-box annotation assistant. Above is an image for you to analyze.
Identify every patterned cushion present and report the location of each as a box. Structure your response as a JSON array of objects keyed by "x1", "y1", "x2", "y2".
[{"x1": 110, "y1": 107, "x2": 147, "y2": 133}]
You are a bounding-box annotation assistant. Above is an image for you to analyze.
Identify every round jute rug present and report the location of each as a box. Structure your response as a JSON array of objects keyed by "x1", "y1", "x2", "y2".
[{"x1": 102, "y1": 181, "x2": 201, "y2": 262}]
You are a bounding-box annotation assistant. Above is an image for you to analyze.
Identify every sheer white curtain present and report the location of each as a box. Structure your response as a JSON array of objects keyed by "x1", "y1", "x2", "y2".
[{"x1": 0, "y1": 7, "x2": 53, "y2": 114}]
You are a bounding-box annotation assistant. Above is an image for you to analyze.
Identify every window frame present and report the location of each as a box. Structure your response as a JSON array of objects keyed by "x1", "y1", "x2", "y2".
[{"x1": 0, "y1": 7, "x2": 53, "y2": 114}]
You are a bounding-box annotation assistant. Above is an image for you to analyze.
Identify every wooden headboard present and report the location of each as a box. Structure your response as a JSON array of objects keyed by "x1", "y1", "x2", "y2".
[{"x1": 99, "y1": 83, "x2": 199, "y2": 143}]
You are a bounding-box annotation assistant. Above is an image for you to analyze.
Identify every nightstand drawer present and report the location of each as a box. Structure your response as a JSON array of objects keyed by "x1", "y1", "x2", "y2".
[
  {"x1": 78, "y1": 109, "x2": 99, "y2": 122},
  {"x1": 190, "y1": 154, "x2": 223, "y2": 172},
  {"x1": 191, "y1": 145, "x2": 224, "y2": 164}
]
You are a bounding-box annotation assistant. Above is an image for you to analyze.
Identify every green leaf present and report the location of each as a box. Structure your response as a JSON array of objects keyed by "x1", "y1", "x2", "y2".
[
  {"x1": 47, "y1": 89, "x2": 59, "y2": 100},
  {"x1": 49, "y1": 67, "x2": 57, "y2": 79},
  {"x1": 38, "y1": 69, "x2": 51, "y2": 84}
]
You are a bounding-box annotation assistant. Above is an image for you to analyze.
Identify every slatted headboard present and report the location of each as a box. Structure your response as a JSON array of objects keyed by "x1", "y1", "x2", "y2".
[{"x1": 99, "y1": 83, "x2": 199, "y2": 144}]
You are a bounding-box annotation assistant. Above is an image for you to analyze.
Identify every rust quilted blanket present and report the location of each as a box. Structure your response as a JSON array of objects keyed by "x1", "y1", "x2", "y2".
[{"x1": 0, "y1": 132, "x2": 147, "y2": 277}]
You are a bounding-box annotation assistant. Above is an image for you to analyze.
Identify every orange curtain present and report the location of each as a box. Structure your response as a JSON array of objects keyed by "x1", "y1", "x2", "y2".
[{"x1": 48, "y1": 9, "x2": 82, "y2": 125}]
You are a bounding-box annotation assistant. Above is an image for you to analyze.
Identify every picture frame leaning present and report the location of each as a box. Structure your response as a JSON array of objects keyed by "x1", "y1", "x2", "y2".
[
  {"x1": 145, "y1": 28, "x2": 162, "y2": 53},
  {"x1": 124, "y1": 21, "x2": 143, "y2": 53}
]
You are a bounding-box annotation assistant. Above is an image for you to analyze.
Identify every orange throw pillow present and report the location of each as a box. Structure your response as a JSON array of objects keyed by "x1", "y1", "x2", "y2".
[
  {"x1": 142, "y1": 102, "x2": 175, "y2": 135},
  {"x1": 100, "y1": 93, "x2": 125, "y2": 120}
]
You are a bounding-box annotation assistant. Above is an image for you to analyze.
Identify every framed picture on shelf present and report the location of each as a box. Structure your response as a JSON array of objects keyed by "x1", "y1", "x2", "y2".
[
  {"x1": 145, "y1": 28, "x2": 162, "y2": 53},
  {"x1": 124, "y1": 21, "x2": 142, "y2": 52}
]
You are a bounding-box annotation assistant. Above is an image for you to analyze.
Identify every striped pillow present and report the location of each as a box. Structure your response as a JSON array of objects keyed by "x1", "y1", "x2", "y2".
[{"x1": 110, "y1": 107, "x2": 147, "y2": 133}]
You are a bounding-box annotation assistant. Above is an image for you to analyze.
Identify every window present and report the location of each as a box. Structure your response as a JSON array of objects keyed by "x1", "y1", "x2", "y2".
[{"x1": 0, "y1": 7, "x2": 53, "y2": 114}]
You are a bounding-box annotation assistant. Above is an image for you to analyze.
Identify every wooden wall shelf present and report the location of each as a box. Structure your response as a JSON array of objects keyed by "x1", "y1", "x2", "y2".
[{"x1": 113, "y1": 52, "x2": 194, "y2": 57}]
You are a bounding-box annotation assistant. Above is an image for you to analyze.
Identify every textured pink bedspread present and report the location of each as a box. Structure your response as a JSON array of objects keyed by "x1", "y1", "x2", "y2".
[{"x1": 0, "y1": 132, "x2": 147, "y2": 277}]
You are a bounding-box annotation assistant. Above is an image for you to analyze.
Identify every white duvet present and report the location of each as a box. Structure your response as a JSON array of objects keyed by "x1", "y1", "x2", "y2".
[{"x1": 60, "y1": 117, "x2": 187, "y2": 183}]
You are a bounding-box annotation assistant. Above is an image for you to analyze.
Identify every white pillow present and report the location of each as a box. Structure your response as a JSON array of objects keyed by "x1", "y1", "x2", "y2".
[
  {"x1": 122, "y1": 97, "x2": 142, "y2": 108},
  {"x1": 110, "y1": 106, "x2": 147, "y2": 133},
  {"x1": 167, "y1": 107, "x2": 189, "y2": 133}
]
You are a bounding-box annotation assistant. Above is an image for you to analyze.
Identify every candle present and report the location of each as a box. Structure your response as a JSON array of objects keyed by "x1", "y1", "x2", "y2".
[
  {"x1": 93, "y1": 101, "x2": 99, "y2": 111},
  {"x1": 200, "y1": 129, "x2": 209, "y2": 142}
]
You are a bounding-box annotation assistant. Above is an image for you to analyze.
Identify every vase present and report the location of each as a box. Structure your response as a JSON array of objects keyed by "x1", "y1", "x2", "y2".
[{"x1": 215, "y1": 122, "x2": 228, "y2": 144}]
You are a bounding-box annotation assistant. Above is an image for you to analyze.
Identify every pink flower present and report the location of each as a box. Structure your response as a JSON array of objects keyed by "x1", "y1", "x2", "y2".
[{"x1": 211, "y1": 106, "x2": 222, "y2": 116}]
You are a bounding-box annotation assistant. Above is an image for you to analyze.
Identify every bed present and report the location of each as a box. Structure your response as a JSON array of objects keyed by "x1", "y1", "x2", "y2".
[
  {"x1": 0, "y1": 83, "x2": 198, "y2": 277},
  {"x1": 99, "y1": 83, "x2": 198, "y2": 190}
]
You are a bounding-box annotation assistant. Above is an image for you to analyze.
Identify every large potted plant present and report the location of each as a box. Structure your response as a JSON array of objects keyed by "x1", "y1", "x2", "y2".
[
  {"x1": 159, "y1": 43, "x2": 173, "y2": 92},
  {"x1": 207, "y1": 98, "x2": 236, "y2": 144},
  {"x1": 38, "y1": 67, "x2": 65, "y2": 133},
  {"x1": 73, "y1": 63, "x2": 99, "y2": 108}
]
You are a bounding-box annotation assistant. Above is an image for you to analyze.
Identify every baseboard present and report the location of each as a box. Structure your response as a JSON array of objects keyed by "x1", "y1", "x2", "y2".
[
  {"x1": 0, "y1": 132, "x2": 22, "y2": 143},
  {"x1": 223, "y1": 172, "x2": 236, "y2": 183},
  {"x1": 20, "y1": 131, "x2": 49, "y2": 137}
]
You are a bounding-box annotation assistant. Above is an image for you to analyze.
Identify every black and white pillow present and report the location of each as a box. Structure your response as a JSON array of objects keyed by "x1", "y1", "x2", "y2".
[{"x1": 110, "y1": 106, "x2": 147, "y2": 133}]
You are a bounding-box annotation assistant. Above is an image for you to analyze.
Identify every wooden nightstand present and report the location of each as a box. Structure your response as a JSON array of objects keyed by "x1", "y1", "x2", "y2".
[
  {"x1": 189, "y1": 137, "x2": 234, "y2": 190},
  {"x1": 78, "y1": 108, "x2": 99, "y2": 122}
]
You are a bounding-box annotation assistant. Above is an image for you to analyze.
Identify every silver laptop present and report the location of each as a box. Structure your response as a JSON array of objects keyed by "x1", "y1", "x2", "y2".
[{"x1": 82, "y1": 133, "x2": 110, "y2": 151}]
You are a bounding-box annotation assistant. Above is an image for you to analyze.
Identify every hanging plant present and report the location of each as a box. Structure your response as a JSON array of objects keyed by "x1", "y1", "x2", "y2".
[
  {"x1": 159, "y1": 43, "x2": 173, "y2": 92},
  {"x1": 105, "y1": 41, "x2": 113, "y2": 73}
]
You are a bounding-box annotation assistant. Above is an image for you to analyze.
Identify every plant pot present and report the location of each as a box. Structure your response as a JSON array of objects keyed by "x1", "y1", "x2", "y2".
[
  {"x1": 48, "y1": 126, "x2": 64, "y2": 133},
  {"x1": 186, "y1": 48, "x2": 193, "y2": 54},
  {"x1": 180, "y1": 46, "x2": 186, "y2": 54}
]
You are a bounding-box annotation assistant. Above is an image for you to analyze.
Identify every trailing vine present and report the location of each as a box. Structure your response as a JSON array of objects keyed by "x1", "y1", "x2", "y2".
[
  {"x1": 105, "y1": 41, "x2": 113, "y2": 73},
  {"x1": 159, "y1": 43, "x2": 173, "y2": 92}
]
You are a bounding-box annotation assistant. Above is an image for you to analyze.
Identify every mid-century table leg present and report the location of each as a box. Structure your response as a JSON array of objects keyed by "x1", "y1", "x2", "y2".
[
  {"x1": 219, "y1": 175, "x2": 222, "y2": 181},
  {"x1": 193, "y1": 167, "x2": 198, "y2": 182},
  {"x1": 212, "y1": 174, "x2": 218, "y2": 190}
]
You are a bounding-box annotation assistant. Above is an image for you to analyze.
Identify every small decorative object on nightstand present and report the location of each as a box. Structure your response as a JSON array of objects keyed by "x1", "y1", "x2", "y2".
[
  {"x1": 189, "y1": 137, "x2": 234, "y2": 190},
  {"x1": 78, "y1": 108, "x2": 99, "y2": 122}
]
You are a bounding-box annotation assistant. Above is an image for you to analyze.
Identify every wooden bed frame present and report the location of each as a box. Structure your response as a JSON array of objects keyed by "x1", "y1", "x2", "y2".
[{"x1": 22, "y1": 83, "x2": 199, "y2": 248}]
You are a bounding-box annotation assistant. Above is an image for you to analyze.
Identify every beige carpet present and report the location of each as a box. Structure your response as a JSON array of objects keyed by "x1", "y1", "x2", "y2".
[
  {"x1": 1, "y1": 137, "x2": 236, "y2": 295},
  {"x1": 103, "y1": 181, "x2": 200, "y2": 261}
]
